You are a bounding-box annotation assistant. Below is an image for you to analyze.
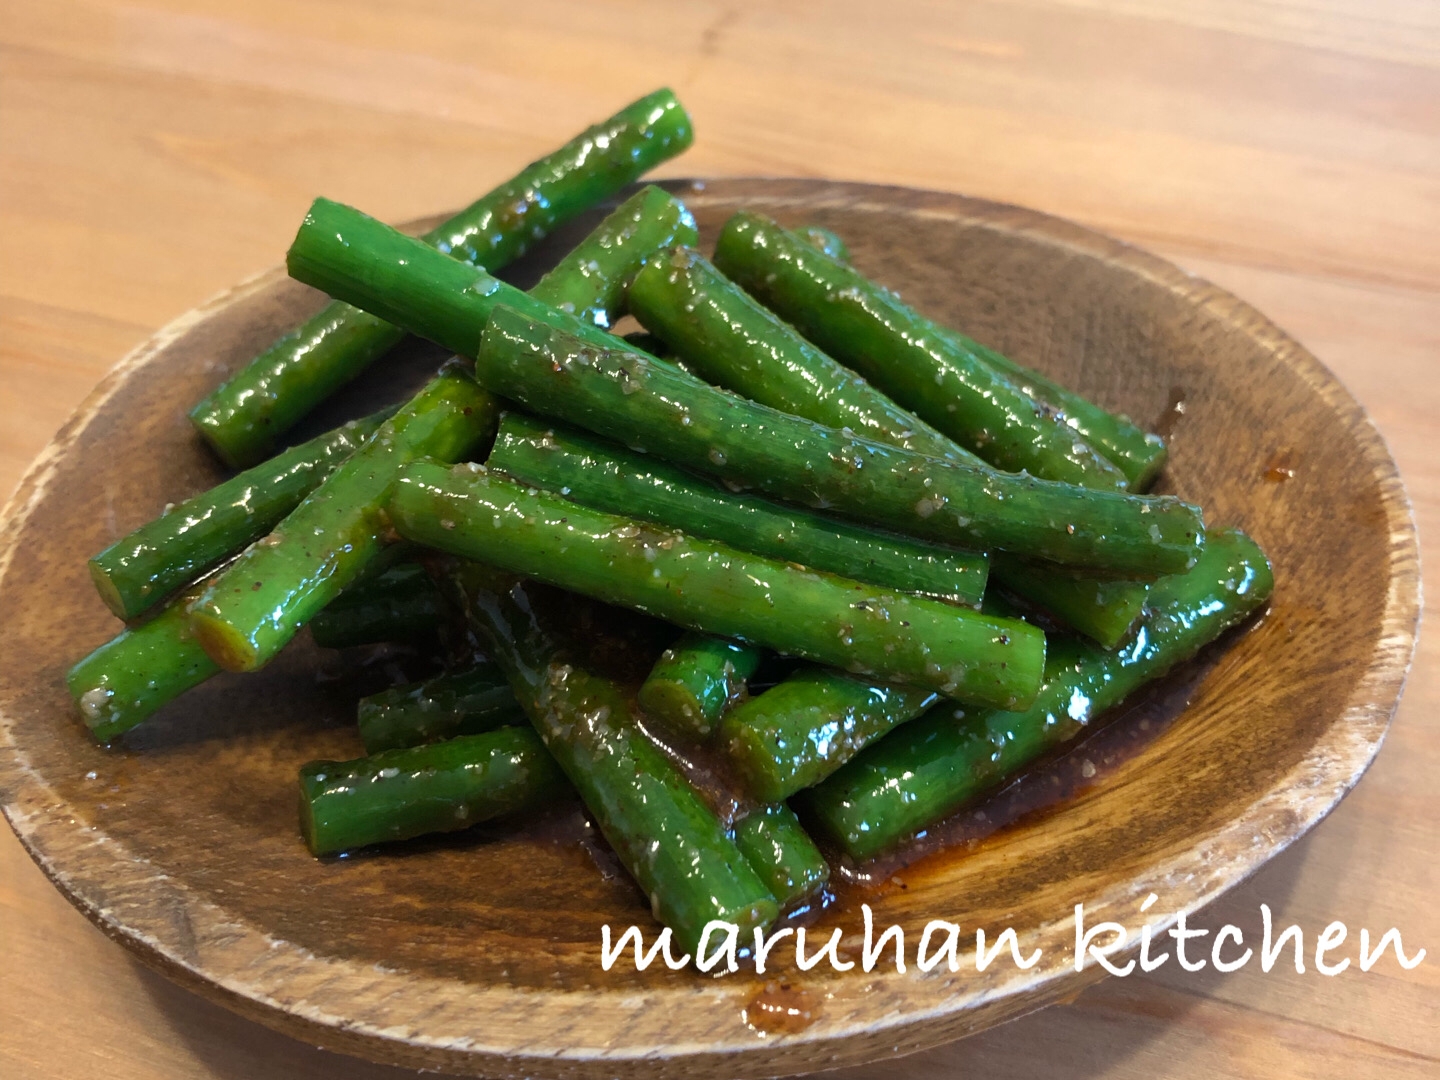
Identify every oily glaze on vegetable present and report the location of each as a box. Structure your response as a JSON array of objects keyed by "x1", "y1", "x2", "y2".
[
  {"x1": 89, "y1": 411, "x2": 390, "y2": 620},
  {"x1": 389, "y1": 461, "x2": 1047, "y2": 708},
  {"x1": 190, "y1": 89, "x2": 694, "y2": 466},
  {"x1": 714, "y1": 210, "x2": 1130, "y2": 490},
  {"x1": 474, "y1": 306, "x2": 1204, "y2": 576},
  {"x1": 357, "y1": 661, "x2": 526, "y2": 754},
  {"x1": 638, "y1": 632, "x2": 764, "y2": 738},
  {"x1": 443, "y1": 566, "x2": 779, "y2": 953},
  {"x1": 802, "y1": 528, "x2": 1274, "y2": 859},
  {"x1": 786, "y1": 214, "x2": 1168, "y2": 488},
  {"x1": 488, "y1": 413, "x2": 990, "y2": 607},
  {"x1": 628, "y1": 247, "x2": 974, "y2": 464},
  {"x1": 188, "y1": 366, "x2": 498, "y2": 671},
  {"x1": 721, "y1": 666, "x2": 938, "y2": 802},
  {"x1": 300, "y1": 727, "x2": 568, "y2": 856}
]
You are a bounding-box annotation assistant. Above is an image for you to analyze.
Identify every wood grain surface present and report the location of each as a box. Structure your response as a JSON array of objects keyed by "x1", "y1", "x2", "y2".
[{"x1": 0, "y1": 2, "x2": 1435, "y2": 1078}]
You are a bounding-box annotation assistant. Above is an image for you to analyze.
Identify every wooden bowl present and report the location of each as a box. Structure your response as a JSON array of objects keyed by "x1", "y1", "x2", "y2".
[{"x1": 0, "y1": 180, "x2": 1419, "y2": 1078}]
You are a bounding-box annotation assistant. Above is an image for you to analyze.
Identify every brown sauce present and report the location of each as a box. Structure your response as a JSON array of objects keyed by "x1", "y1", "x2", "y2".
[
  {"x1": 1153, "y1": 386, "x2": 1187, "y2": 439},
  {"x1": 1263, "y1": 448, "x2": 1297, "y2": 482},
  {"x1": 743, "y1": 980, "x2": 823, "y2": 1035},
  {"x1": 828, "y1": 626, "x2": 1246, "y2": 894}
]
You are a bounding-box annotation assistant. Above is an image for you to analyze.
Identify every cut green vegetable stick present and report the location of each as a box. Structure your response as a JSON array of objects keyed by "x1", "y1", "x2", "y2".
[
  {"x1": 731, "y1": 804, "x2": 830, "y2": 909},
  {"x1": 199, "y1": 189, "x2": 694, "y2": 671},
  {"x1": 68, "y1": 589, "x2": 221, "y2": 743},
  {"x1": 392, "y1": 461, "x2": 1046, "y2": 708},
  {"x1": 630, "y1": 248, "x2": 976, "y2": 465},
  {"x1": 282, "y1": 199, "x2": 1202, "y2": 573},
  {"x1": 309, "y1": 561, "x2": 447, "y2": 649},
  {"x1": 299, "y1": 726, "x2": 569, "y2": 856},
  {"x1": 532, "y1": 185, "x2": 697, "y2": 327},
  {"x1": 286, "y1": 198, "x2": 617, "y2": 361},
  {"x1": 442, "y1": 564, "x2": 778, "y2": 953},
  {"x1": 189, "y1": 366, "x2": 498, "y2": 672},
  {"x1": 284, "y1": 184, "x2": 695, "y2": 360},
  {"x1": 190, "y1": 89, "x2": 694, "y2": 467},
  {"x1": 489, "y1": 413, "x2": 988, "y2": 606},
  {"x1": 347, "y1": 677, "x2": 828, "y2": 912},
  {"x1": 789, "y1": 222, "x2": 1166, "y2": 489},
  {"x1": 309, "y1": 589, "x2": 442, "y2": 650},
  {"x1": 196, "y1": 308, "x2": 406, "y2": 469},
  {"x1": 358, "y1": 661, "x2": 525, "y2": 754},
  {"x1": 793, "y1": 225, "x2": 849, "y2": 262},
  {"x1": 473, "y1": 307, "x2": 1204, "y2": 577},
  {"x1": 352, "y1": 633, "x2": 835, "y2": 915},
  {"x1": 990, "y1": 554, "x2": 1149, "y2": 651},
  {"x1": 638, "y1": 251, "x2": 1150, "y2": 757},
  {"x1": 638, "y1": 632, "x2": 763, "y2": 738},
  {"x1": 959, "y1": 335, "x2": 1167, "y2": 490},
  {"x1": 627, "y1": 240, "x2": 1147, "y2": 642},
  {"x1": 713, "y1": 210, "x2": 1130, "y2": 491},
  {"x1": 89, "y1": 411, "x2": 390, "y2": 620},
  {"x1": 802, "y1": 528, "x2": 1273, "y2": 860},
  {"x1": 720, "y1": 666, "x2": 938, "y2": 803}
]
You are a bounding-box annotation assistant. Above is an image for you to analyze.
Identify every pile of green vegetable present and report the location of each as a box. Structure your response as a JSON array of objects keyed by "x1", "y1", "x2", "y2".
[{"x1": 68, "y1": 88, "x2": 1273, "y2": 957}]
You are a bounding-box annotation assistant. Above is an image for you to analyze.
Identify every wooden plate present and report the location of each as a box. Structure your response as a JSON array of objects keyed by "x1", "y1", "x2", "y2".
[{"x1": 0, "y1": 180, "x2": 1419, "y2": 1078}]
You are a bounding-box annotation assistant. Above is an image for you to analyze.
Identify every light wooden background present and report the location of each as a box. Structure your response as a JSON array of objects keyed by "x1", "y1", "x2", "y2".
[{"x1": 1, "y1": 1, "x2": 1436, "y2": 1077}]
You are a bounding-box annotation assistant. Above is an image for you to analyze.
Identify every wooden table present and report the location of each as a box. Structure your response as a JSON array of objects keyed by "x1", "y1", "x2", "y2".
[{"x1": 1, "y1": 2, "x2": 1435, "y2": 1076}]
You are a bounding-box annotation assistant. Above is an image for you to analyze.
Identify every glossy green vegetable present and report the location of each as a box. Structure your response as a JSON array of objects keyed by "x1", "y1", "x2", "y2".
[
  {"x1": 532, "y1": 185, "x2": 697, "y2": 327},
  {"x1": 793, "y1": 225, "x2": 848, "y2": 262},
  {"x1": 67, "y1": 589, "x2": 221, "y2": 743},
  {"x1": 731, "y1": 804, "x2": 830, "y2": 908},
  {"x1": 201, "y1": 185, "x2": 692, "y2": 667},
  {"x1": 959, "y1": 335, "x2": 1167, "y2": 490},
  {"x1": 488, "y1": 414, "x2": 989, "y2": 606},
  {"x1": 713, "y1": 211, "x2": 1129, "y2": 490},
  {"x1": 357, "y1": 661, "x2": 525, "y2": 753},
  {"x1": 720, "y1": 667, "x2": 938, "y2": 802},
  {"x1": 625, "y1": 238, "x2": 1147, "y2": 642},
  {"x1": 189, "y1": 366, "x2": 497, "y2": 672},
  {"x1": 286, "y1": 199, "x2": 622, "y2": 361},
  {"x1": 309, "y1": 562, "x2": 447, "y2": 649},
  {"x1": 352, "y1": 650, "x2": 835, "y2": 915},
  {"x1": 990, "y1": 554, "x2": 1149, "y2": 650},
  {"x1": 196, "y1": 307, "x2": 405, "y2": 469},
  {"x1": 285, "y1": 196, "x2": 1202, "y2": 579},
  {"x1": 191, "y1": 89, "x2": 693, "y2": 466},
  {"x1": 629, "y1": 247, "x2": 974, "y2": 464},
  {"x1": 88, "y1": 412, "x2": 390, "y2": 620},
  {"x1": 285, "y1": 183, "x2": 695, "y2": 364},
  {"x1": 284, "y1": 199, "x2": 1202, "y2": 575},
  {"x1": 443, "y1": 565, "x2": 778, "y2": 953},
  {"x1": 789, "y1": 222, "x2": 1165, "y2": 488},
  {"x1": 473, "y1": 307, "x2": 1204, "y2": 576},
  {"x1": 803, "y1": 528, "x2": 1273, "y2": 860},
  {"x1": 391, "y1": 461, "x2": 1046, "y2": 708},
  {"x1": 638, "y1": 632, "x2": 763, "y2": 738},
  {"x1": 299, "y1": 726, "x2": 568, "y2": 856}
]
